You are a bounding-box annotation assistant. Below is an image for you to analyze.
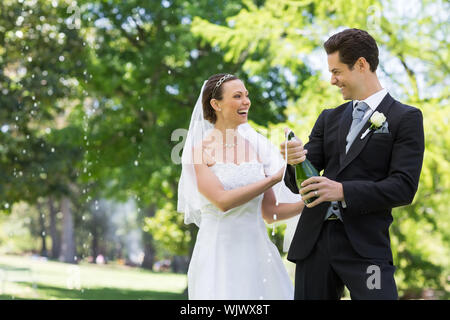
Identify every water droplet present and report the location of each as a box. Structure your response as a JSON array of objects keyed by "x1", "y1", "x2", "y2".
[
  {"x1": 16, "y1": 16, "x2": 24, "y2": 26},
  {"x1": 134, "y1": 160, "x2": 139, "y2": 166}
]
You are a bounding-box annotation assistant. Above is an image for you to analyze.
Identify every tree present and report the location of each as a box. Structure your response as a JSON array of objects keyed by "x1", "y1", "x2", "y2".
[{"x1": 0, "y1": 0, "x2": 97, "y2": 264}]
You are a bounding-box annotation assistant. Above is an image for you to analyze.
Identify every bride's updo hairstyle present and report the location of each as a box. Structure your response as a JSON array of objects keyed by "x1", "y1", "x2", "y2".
[{"x1": 202, "y1": 73, "x2": 238, "y2": 124}]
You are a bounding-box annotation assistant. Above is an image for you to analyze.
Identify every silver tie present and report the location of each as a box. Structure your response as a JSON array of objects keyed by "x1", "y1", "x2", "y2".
[{"x1": 345, "y1": 101, "x2": 369, "y2": 153}]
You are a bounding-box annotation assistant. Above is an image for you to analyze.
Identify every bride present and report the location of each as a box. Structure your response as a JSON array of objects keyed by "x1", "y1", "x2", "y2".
[{"x1": 177, "y1": 73, "x2": 305, "y2": 300}]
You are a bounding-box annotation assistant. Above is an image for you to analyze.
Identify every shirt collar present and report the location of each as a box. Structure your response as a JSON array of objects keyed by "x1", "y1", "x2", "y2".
[{"x1": 352, "y1": 88, "x2": 388, "y2": 111}]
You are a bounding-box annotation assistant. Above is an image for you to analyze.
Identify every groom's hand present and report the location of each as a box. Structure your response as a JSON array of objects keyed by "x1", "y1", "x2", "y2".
[
  {"x1": 300, "y1": 176, "x2": 344, "y2": 208},
  {"x1": 280, "y1": 139, "x2": 308, "y2": 165}
]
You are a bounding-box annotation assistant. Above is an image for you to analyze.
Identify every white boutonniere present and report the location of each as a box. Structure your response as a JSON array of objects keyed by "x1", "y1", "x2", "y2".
[{"x1": 360, "y1": 111, "x2": 387, "y2": 139}]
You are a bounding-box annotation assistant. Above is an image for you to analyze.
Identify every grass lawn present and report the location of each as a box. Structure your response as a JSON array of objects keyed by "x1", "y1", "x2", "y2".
[{"x1": 0, "y1": 254, "x2": 188, "y2": 300}]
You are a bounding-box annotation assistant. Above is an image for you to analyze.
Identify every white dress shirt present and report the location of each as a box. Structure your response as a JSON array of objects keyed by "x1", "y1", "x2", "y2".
[{"x1": 352, "y1": 88, "x2": 388, "y2": 117}]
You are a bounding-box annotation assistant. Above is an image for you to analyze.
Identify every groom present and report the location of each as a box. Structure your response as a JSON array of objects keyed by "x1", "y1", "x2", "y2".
[{"x1": 281, "y1": 28, "x2": 424, "y2": 299}]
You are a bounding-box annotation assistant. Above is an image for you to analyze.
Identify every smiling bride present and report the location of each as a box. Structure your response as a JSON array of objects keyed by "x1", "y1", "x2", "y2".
[{"x1": 177, "y1": 73, "x2": 304, "y2": 300}]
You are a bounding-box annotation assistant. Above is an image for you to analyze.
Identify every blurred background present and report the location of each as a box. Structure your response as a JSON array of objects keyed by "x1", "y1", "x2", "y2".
[{"x1": 0, "y1": 0, "x2": 448, "y2": 300}]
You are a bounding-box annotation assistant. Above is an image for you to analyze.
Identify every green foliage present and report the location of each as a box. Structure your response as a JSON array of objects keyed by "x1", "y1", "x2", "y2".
[
  {"x1": 0, "y1": 0, "x2": 87, "y2": 208},
  {"x1": 0, "y1": 202, "x2": 38, "y2": 254},
  {"x1": 144, "y1": 202, "x2": 195, "y2": 257}
]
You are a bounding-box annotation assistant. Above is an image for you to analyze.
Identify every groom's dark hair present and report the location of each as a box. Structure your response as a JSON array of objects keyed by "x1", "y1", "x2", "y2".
[{"x1": 324, "y1": 28, "x2": 379, "y2": 72}]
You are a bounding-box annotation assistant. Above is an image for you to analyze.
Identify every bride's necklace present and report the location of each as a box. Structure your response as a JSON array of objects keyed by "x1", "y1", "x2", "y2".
[
  {"x1": 223, "y1": 142, "x2": 236, "y2": 148},
  {"x1": 220, "y1": 135, "x2": 237, "y2": 148}
]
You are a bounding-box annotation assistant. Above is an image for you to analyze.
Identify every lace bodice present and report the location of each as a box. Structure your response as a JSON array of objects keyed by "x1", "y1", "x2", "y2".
[
  {"x1": 210, "y1": 161, "x2": 266, "y2": 190},
  {"x1": 198, "y1": 161, "x2": 266, "y2": 216}
]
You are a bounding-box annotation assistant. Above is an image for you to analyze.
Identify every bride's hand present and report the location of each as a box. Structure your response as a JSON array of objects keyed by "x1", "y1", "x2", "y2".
[{"x1": 271, "y1": 165, "x2": 286, "y2": 184}]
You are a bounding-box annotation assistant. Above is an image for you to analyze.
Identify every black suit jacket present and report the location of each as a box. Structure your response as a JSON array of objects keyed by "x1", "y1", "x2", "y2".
[{"x1": 285, "y1": 93, "x2": 424, "y2": 261}]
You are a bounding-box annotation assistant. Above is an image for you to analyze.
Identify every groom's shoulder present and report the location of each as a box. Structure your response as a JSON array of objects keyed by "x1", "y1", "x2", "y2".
[
  {"x1": 389, "y1": 96, "x2": 422, "y2": 117},
  {"x1": 314, "y1": 102, "x2": 350, "y2": 124},
  {"x1": 335, "y1": 101, "x2": 352, "y2": 111},
  {"x1": 322, "y1": 101, "x2": 351, "y2": 116}
]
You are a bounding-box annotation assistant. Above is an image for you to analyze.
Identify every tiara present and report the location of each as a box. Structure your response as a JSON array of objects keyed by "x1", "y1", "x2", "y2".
[{"x1": 212, "y1": 74, "x2": 234, "y2": 97}]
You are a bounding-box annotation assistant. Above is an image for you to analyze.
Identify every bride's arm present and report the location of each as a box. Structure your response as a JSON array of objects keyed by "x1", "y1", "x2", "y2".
[
  {"x1": 261, "y1": 188, "x2": 304, "y2": 224},
  {"x1": 194, "y1": 162, "x2": 284, "y2": 213}
]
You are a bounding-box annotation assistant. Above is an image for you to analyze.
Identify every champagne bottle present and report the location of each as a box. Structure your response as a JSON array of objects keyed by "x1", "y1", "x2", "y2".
[{"x1": 287, "y1": 131, "x2": 319, "y2": 204}]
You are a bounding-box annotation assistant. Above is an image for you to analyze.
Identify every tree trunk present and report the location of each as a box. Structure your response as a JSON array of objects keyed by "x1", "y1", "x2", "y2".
[
  {"x1": 59, "y1": 196, "x2": 77, "y2": 264},
  {"x1": 91, "y1": 226, "x2": 98, "y2": 263},
  {"x1": 171, "y1": 255, "x2": 189, "y2": 274},
  {"x1": 36, "y1": 202, "x2": 48, "y2": 257},
  {"x1": 140, "y1": 206, "x2": 156, "y2": 270},
  {"x1": 48, "y1": 196, "x2": 60, "y2": 259}
]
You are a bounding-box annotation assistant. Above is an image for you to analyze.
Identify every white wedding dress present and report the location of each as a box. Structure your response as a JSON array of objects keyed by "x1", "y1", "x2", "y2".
[{"x1": 187, "y1": 161, "x2": 294, "y2": 300}]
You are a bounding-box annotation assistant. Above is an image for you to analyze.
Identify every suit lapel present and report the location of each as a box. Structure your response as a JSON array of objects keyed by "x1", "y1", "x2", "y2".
[
  {"x1": 338, "y1": 101, "x2": 354, "y2": 167},
  {"x1": 337, "y1": 93, "x2": 395, "y2": 176}
]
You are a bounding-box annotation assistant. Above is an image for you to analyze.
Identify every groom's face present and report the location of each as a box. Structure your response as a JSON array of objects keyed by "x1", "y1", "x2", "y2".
[{"x1": 327, "y1": 51, "x2": 362, "y2": 100}]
